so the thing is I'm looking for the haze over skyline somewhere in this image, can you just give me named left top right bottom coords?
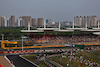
left=0, top=0, right=100, bottom=22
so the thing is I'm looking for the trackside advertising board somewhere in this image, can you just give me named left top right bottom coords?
left=64, top=44, right=76, bottom=47
left=64, top=44, right=70, bottom=46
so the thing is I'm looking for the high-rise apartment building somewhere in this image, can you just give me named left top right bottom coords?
left=32, top=18, right=37, bottom=26
left=0, top=17, right=11, bottom=27
left=0, top=16, right=15, bottom=27
left=17, top=18, right=24, bottom=27
left=9, top=18, right=12, bottom=27
left=90, top=15, right=97, bottom=27
left=20, top=16, right=32, bottom=27
left=74, top=16, right=82, bottom=26
left=87, top=16, right=91, bottom=27
left=4, top=19, right=7, bottom=27
left=11, top=16, right=15, bottom=27
left=37, top=18, right=44, bottom=27
left=46, top=19, right=52, bottom=25
left=75, top=15, right=97, bottom=27
left=0, top=16, right=7, bottom=27
left=1, top=17, right=4, bottom=27
left=7, top=18, right=10, bottom=27
left=82, top=16, right=87, bottom=27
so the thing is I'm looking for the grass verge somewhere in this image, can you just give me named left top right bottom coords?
left=23, top=54, right=48, bottom=67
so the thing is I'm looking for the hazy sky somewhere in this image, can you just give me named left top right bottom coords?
left=0, top=0, right=100, bottom=22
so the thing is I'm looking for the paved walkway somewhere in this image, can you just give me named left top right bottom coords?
left=42, top=54, right=63, bottom=67
left=0, top=56, right=12, bottom=67
left=45, top=57, right=63, bottom=67
left=46, top=54, right=60, bottom=58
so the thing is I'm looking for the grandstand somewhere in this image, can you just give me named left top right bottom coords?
left=19, top=22, right=100, bottom=48
left=1, top=21, right=100, bottom=49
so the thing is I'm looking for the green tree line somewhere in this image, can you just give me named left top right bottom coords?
left=0, top=27, right=27, bottom=40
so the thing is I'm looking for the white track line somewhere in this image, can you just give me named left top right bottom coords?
left=4, top=56, right=15, bottom=67
left=19, top=55, right=39, bottom=67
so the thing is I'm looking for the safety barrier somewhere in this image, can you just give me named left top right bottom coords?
left=0, top=48, right=78, bottom=54
left=3, top=45, right=65, bottom=49
left=0, top=51, right=3, bottom=54
left=3, top=50, right=34, bottom=54
left=84, top=43, right=100, bottom=46
left=1, top=41, right=17, bottom=49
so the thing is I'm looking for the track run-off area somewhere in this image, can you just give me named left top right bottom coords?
left=6, top=55, right=38, bottom=67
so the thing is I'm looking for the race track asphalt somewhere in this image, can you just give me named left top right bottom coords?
left=6, top=55, right=37, bottom=67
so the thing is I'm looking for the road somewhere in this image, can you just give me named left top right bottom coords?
left=6, top=55, right=37, bottom=67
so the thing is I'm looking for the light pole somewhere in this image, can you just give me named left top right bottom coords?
left=21, top=36, right=27, bottom=51
left=1, top=34, right=4, bottom=41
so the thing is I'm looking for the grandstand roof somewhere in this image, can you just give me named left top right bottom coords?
left=20, top=21, right=100, bottom=33
left=21, top=30, right=44, bottom=33
left=93, top=32, right=100, bottom=35
left=21, top=28, right=74, bottom=33
left=81, top=29, right=100, bottom=32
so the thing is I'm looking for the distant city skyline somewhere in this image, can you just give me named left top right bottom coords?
left=74, top=15, right=98, bottom=27
left=0, top=0, right=100, bottom=22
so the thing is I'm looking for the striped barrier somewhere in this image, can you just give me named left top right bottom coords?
left=23, top=51, right=26, bottom=53
left=42, top=59, right=54, bottom=67
left=3, top=50, right=35, bottom=54
left=4, top=51, right=9, bottom=54
left=9, top=51, right=14, bottom=53
left=0, top=51, right=3, bottom=54
left=1, top=49, right=74, bottom=54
